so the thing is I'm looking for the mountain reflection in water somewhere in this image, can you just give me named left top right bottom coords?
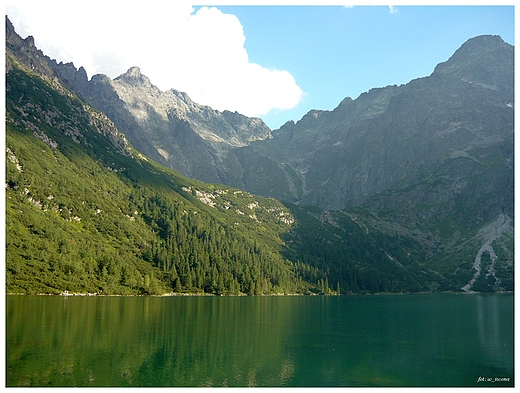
left=6, top=294, right=513, bottom=387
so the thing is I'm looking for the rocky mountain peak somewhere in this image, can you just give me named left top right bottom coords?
left=432, top=35, right=513, bottom=96
left=5, top=16, right=55, bottom=80
left=115, top=66, right=153, bottom=88
left=170, top=89, right=196, bottom=106
left=445, top=35, right=508, bottom=60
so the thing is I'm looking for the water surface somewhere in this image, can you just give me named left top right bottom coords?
left=6, top=293, right=513, bottom=386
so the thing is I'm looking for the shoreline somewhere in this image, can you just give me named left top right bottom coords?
left=5, top=290, right=513, bottom=297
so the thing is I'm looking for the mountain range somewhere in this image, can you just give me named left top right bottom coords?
left=5, top=16, right=514, bottom=294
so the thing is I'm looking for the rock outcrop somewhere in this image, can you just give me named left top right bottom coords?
left=245, top=35, right=513, bottom=212
left=57, top=65, right=273, bottom=185
left=5, top=16, right=133, bottom=158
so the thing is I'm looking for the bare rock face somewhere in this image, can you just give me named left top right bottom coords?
left=5, top=16, right=54, bottom=79
left=247, top=35, right=513, bottom=212
left=110, top=66, right=270, bottom=148
left=59, top=64, right=272, bottom=184
left=433, top=35, right=514, bottom=98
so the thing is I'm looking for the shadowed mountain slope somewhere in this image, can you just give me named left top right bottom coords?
left=6, top=17, right=513, bottom=293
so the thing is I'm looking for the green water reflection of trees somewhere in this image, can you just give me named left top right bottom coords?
left=7, top=296, right=296, bottom=387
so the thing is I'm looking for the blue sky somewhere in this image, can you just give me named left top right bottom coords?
left=6, top=3, right=515, bottom=130
left=216, top=5, right=515, bottom=129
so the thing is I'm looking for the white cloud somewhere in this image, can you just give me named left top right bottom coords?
left=5, top=1, right=304, bottom=118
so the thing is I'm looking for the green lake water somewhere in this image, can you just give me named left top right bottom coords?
left=6, top=293, right=513, bottom=387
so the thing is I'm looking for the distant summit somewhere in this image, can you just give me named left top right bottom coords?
left=433, top=35, right=513, bottom=98
left=57, top=63, right=273, bottom=186
left=115, top=66, right=153, bottom=88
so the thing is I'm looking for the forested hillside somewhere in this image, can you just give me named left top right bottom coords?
left=5, top=40, right=459, bottom=296
left=6, top=60, right=314, bottom=295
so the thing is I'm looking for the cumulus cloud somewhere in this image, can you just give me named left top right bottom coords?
left=5, top=1, right=304, bottom=117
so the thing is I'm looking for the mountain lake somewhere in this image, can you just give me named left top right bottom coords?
left=6, top=293, right=513, bottom=387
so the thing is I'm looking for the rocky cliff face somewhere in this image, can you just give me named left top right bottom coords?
left=247, top=35, right=513, bottom=212
left=56, top=66, right=272, bottom=185
left=5, top=17, right=133, bottom=158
